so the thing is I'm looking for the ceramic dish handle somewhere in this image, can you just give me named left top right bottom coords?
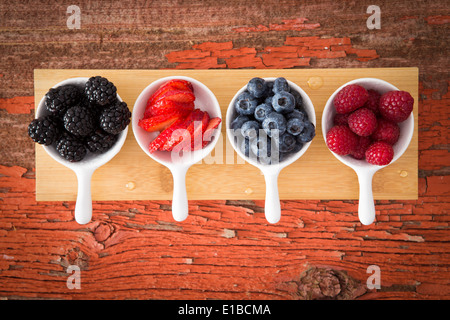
left=171, top=166, right=189, bottom=222
left=357, top=170, right=376, bottom=225
left=263, top=169, right=281, bottom=224
left=74, top=168, right=94, bottom=225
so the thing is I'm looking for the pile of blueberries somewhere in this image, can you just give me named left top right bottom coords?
left=230, top=77, right=315, bottom=164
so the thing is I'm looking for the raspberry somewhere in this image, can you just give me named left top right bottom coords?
left=333, top=113, right=349, bottom=126
left=371, top=118, right=400, bottom=145
left=365, top=141, right=394, bottom=166
left=379, top=90, right=414, bottom=122
left=364, top=89, right=381, bottom=115
left=334, top=84, right=369, bottom=114
left=348, top=107, right=377, bottom=137
left=326, top=125, right=358, bottom=155
left=350, top=136, right=372, bottom=160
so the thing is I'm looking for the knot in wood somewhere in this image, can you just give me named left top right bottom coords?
left=297, top=267, right=366, bottom=300
left=94, top=222, right=114, bottom=243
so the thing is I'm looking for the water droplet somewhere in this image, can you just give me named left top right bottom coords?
left=307, top=76, right=324, bottom=89
left=400, top=170, right=408, bottom=178
left=126, top=181, right=136, bottom=190
left=245, top=188, right=253, bottom=194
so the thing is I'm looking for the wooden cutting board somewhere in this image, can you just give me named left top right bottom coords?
left=34, top=68, right=418, bottom=201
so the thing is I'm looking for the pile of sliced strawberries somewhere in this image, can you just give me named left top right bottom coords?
left=138, top=79, right=221, bottom=153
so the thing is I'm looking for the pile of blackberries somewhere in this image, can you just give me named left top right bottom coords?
left=28, top=76, right=130, bottom=162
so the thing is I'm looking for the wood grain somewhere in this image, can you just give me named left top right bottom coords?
left=0, top=0, right=448, bottom=301
left=34, top=68, right=418, bottom=201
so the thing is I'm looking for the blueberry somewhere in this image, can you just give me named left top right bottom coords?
left=286, top=117, right=305, bottom=136
left=298, top=121, right=315, bottom=143
left=286, top=109, right=306, bottom=121
left=296, top=134, right=306, bottom=146
left=276, top=132, right=297, bottom=153
left=253, top=135, right=282, bottom=165
left=247, top=77, right=267, bottom=99
left=266, top=81, right=274, bottom=93
left=241, top=120, right=260, bottom=139
left=291, top=141, right=304, bottom=153
left=273, top=77, right=290, bottom=93
left=234, top=91, right=258, bottom=115
left=254, top=103, right=274, bottom=122
left=250, top=135, right=271, bottom=157
left=262, top=112, right=287, bottom=137
left=231, top=115, right=250, bottom=130
left=272, top=92, right=295, bottom=114
left=240, top=137, right=251, bottom=157
left=291, top=89, right=303, bottom=109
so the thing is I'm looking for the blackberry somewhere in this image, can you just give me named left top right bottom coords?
left=56, top=133, right=87, bottom=162
left=99, top=101, right=131, bottom=135
left=85, top=129, right=118, bottom=154
left=45, top=85, right=81, bottom=116
left=27, top=115, right=61, bottom=146
left=85, top=76, right=117, bottom=106
left=63, top=105, right=96, bottom=137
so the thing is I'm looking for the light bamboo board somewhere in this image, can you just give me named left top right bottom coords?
left=34, top=68, right=418, bottom=201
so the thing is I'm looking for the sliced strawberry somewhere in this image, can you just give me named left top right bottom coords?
left=155, top=89, right=196, bottom=104
left=147, top=80, right=193, bottom=107
left=147, top=86, right=173, bottom=108
left=201, top=117, right=222, bottom=148
left=165, top=110, right=207, bottom=152
left=190, top=112, right=210, bottom=151
left=161, top=109, right=205, bottom=152
left=138, top=111, right=184, bottom=132
left=144, top=100, right=194, bottom=118
left=148, top=118, right=185, bottom=153
left=162, top=79, right=193, bottom=92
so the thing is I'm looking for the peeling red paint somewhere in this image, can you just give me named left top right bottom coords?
left=0, top=96, right=34, bottom=114
left=165, top=36, right=379, bottom=69
left=425, top=15, right=450, bottom=25
left=233, top=18, right=320, bottom=32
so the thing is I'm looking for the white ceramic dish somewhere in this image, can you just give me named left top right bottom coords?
left=322, top=78, right=414, bottom=225
left=132, top=76, right=222, bottom=222
left=226, top=77, right=316, bottom=224
left=36, top=77, right=129, bottom=224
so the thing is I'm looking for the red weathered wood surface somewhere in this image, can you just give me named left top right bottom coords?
left=0, top=0, right=449, bottom=300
